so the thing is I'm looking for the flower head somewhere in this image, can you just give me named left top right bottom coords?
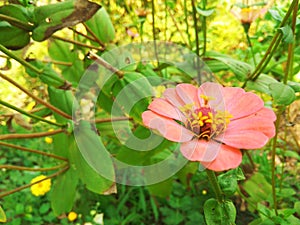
left=68, top=211, right=78, bottom=222
left=30, top=175, right=51, bottom=196
left=142, top=82, right=276, bottom=171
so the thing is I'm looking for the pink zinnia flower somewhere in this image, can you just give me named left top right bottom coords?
left=142, top=82, right=276, bottom=171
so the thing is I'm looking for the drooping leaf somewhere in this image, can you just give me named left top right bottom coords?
left=269, top=83, right=296, bottom=105
left=69, top=137, right=115, bottom=194
left=288, top=81, right=300, bottom=92
left=50, top=168, right=79, bottom=216
left=268, top=9, right=283, bottom=22
left=73, top=120, right=115, bottom=182
left=85, top=7, right=115, bottom=43
left=32, top=0, right=101, bottom=41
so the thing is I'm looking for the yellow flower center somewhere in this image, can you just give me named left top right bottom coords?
left=180, top=95, right=232, bottom=140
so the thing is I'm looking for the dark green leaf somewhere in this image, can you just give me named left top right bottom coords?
left=147, top=178, right=173, bottom=198
left=269, top=83, right=296, bottom=105
left=32, top=0, right=101, bottom=41
left=0, top=21, right=30, bottom=49
left=50, top=168, right=79, bottom=216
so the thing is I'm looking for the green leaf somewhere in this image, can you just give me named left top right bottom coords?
left=294, top=202, right=300, bottom=215
left=0, top=4, right=32, bottom=23
left=0, top=205, right=6, bottom=223
left=0, top=21, right=30, bottom=50
left=196, top=7, right=215, bottom=17
left=147, top=178, right=173, bottom=198
left=74, top=120, right=115, bottom=182
left=85, top=7, right=115, bottom=43
left=32, top=0, right=101, bottom=41
left=69, top=137, right=115, bottom=194
left=287, top=81, right=300, bottom=93
left=269, top=83, right=296, bottom=105
left=48, top=40, right=84, bottom=85
left=246, top=74, right=279, bottom=94
left=268, top=9, right=282, bottom=22
left=207, top=52, right=253, bottom=81
left=204, top=198, right=236, bottom=225
left=50, top=168, right=79, bottom=216
left=279, top=25, right=294, bottom=43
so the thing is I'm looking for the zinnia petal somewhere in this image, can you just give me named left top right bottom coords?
left=148, top=98, right=185, bottom=122
left=223, top=87, right=264, bottom=120
left=180, top=139, right=221, bottom=162
left=163, top=88, right=185, bottom=108
left=201, top=145, right=242, bottom=171
left=142, top=111, right=194, bottom=142
left=215, top=130, right=270, bottom=149
left=225, top=107, right=276, bottom=139
left=198, top=82, right=225, bottom=109
left=176, top=83, right=200, bottom=107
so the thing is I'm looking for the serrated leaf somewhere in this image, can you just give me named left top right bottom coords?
left=269, top=83, right=296, bottom=105
left=279, top=25, right=294, bottom=43
left=196, top=7, right=215, bottom=17
left=50, top=168, right=79, bottom=216
left=0, top=205, right=6, bottom=223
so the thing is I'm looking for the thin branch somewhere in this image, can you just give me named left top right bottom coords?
left=94, top=116, right=132, bottom=123
left=88, top=51, right=124, bottom=78
left=51, top=35, right=104, bottom=51
left=0, top=141, right=68, bottom=161
left=0, top=165, right=69, bottom=199
left=0, top=72, right=72, bottom=120
left=0, top=129, right=65, bottom=140
left=0, top=163, right=67, bottom=172
left=82, top=23, right=106, bottom=48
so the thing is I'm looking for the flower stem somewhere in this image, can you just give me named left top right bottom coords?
left=245, top=32, right=257, bottom=66
left=206, top=169, right=223, bottom=203
left=0, top=99, right=65, bottom=127
left=191, top=0, right=201, bottom=84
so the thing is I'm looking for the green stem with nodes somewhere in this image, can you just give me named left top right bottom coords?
left=0, top=44, right=42, bottom=74
left=206, top=169, right=223, bottom=203
left=242, top=0, right=298, bottom=87
left=0, top=141, right=68, bottom=161
left=0, top=129, right=65, bottom=140
left=191, top=0, right=201, bottom=84
left=0, top=72, right=72, bottom=120
left=0, top=165, right=69, bottom=199
left=0, top=163, right=67, bottom=172
left=0, top=99, right=65, bottom=127
left=0, top=14, right=34, bottom=31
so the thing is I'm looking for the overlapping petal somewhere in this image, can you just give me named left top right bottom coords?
left=163, top=88, right=185, bottom=108
left=148, top=98, right=185, bottom=122
left=142, top=111, right=194, bottom=142
left=201, top=145, right=242, bottom=171
left=180, top=139, right=221, bottom=162
left=198, top=82, right=225, bottom=109
left=175, top=83, right=200, bottom=107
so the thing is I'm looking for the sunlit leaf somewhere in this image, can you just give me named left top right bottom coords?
left=269, top=83, right=296, bottom=105
left=0, top=206, right=6, bottom=223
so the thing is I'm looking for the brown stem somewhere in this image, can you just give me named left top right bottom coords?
left=0, top=72, right=72, bottom=120
left=0, top=129, right=65, bottom=140
left=51, top=35, right=104, bottom=51
left=0, top=141, right=68, bottom=161
left=0, top=163, right=67, bottom=172
left=0, top=165, right=69, bottom=199
left=82, top=23, right=106, bottom=48
left=88, top=51, right=124, bottom=78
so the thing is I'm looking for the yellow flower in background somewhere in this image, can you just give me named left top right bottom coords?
left=68, top=211, right=78, bottom=222
left=44, top=137, right=53, bottom=144
left=30, top=175, right=51, bottom=197
left=154, top=85, right=166, bottom=98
